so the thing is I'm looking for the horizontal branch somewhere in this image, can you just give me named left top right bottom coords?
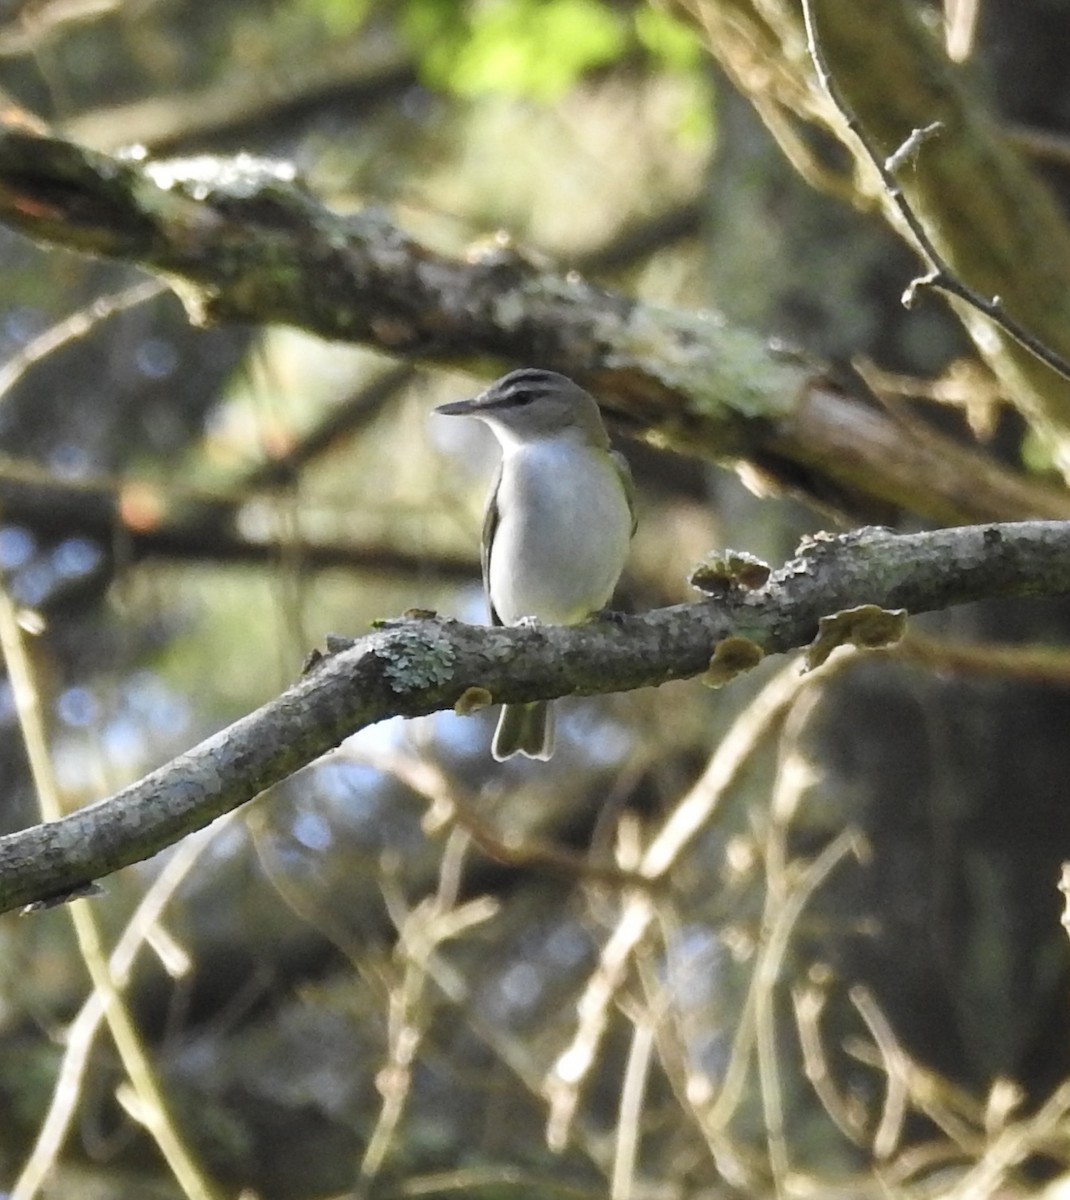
left=0, top=127, right=1065, bottom=524
left=0, top=459, right=475, bottom=580
left=2, top=520, right=1069, bottom=916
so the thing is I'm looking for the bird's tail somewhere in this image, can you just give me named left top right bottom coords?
left=492, top=701, right=555, bottom=761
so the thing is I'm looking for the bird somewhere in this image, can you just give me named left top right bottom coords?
left=435, top=368, right=636, bottom=761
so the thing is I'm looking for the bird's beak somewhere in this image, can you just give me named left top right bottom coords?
left=435, top=386, right=505, bottom=416
left=433, top=396, right=481, bottom=416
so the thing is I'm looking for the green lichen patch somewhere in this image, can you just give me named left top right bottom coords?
left=605, top=307, right=810, bottom=424
left=381, top=631, right=457, bottom=693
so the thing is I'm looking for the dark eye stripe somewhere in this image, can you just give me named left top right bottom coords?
left=494, top=368, right=566, bottom=406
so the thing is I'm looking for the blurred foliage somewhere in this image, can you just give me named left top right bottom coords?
left=400, top=0, right=702, bottom=102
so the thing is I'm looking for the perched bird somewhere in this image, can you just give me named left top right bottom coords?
left=435, top=368, right=635, bottom=761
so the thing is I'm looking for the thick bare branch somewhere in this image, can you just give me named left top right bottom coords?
left=0, top=127, right=1065, bottom=524
left=2, top=520, right=1070, bottom=916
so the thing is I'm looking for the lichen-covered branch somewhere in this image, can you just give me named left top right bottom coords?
left=2, top=520, right=1070, bottom=916
left=0, top=127, right=1065, bottom=524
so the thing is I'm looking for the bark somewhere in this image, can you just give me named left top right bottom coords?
left=2, top=519, right=1070, bottom=916
left=0, top=127, right=1064, bottom=523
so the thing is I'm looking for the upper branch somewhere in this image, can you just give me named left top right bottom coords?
left=800, top=0, right=1070, bottom=384
left=2, top=520, right=1069, bottom=916
left=0, top=127, right=1065, bottom=525
left=689, top=0, right=1070, bottom=440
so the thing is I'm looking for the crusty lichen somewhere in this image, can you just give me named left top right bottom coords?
left=381, top=631, right=457, bottom=693
left=604, top=306, right=810, bottom=424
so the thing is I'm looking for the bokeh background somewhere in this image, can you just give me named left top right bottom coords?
left=2, top=2, right=1070, bottom=1197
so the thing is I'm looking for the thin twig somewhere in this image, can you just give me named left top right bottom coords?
left=791, top=982, right=869, bottom=1147
left=611, top=1017, right=655, bottom=1200
left=800, top=0, right=1070, bottom=383
left=898, top=630, right=1070, bottom=686
left=842, top=1039, right=982, bottom=1153
left=943, top=1079, right=1070, bottom=1199
left=11, top=818, right=231, bottom=1200
left=0, top=451, right=476, bottom=579
left=237, top=362, right=417, bottom=492
left=849, top=984, right=910, bottom=1160
left=0, top=277, right=166, bottom=403
left=360, top=833, right=498, bottom=1188
left=355, top=749, right=654, bottom=890
left=0, top=586, right=221, bottom=1200
left=545, top=655, right=835, bottom=1153
left=752, top=828, right=866, bottom=1196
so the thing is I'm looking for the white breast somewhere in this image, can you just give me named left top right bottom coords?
left=489, top=438, right=632, bottom=626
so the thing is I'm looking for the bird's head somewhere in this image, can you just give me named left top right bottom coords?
left=435, top=368, right=609, bottom=448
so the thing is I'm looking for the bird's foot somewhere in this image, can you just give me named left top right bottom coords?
left=589, top=607, right=627, bottom=625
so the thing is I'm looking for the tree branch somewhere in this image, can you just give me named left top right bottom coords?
left=800, top=0, right=1070, bottom=382
left=686, top=0, right=1070, bottom=441
left=0, top=126, right=1065, bottom=524
left=0, top=459, right=476, bottom=580
left=3, top=520, right=1070, bottom=916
